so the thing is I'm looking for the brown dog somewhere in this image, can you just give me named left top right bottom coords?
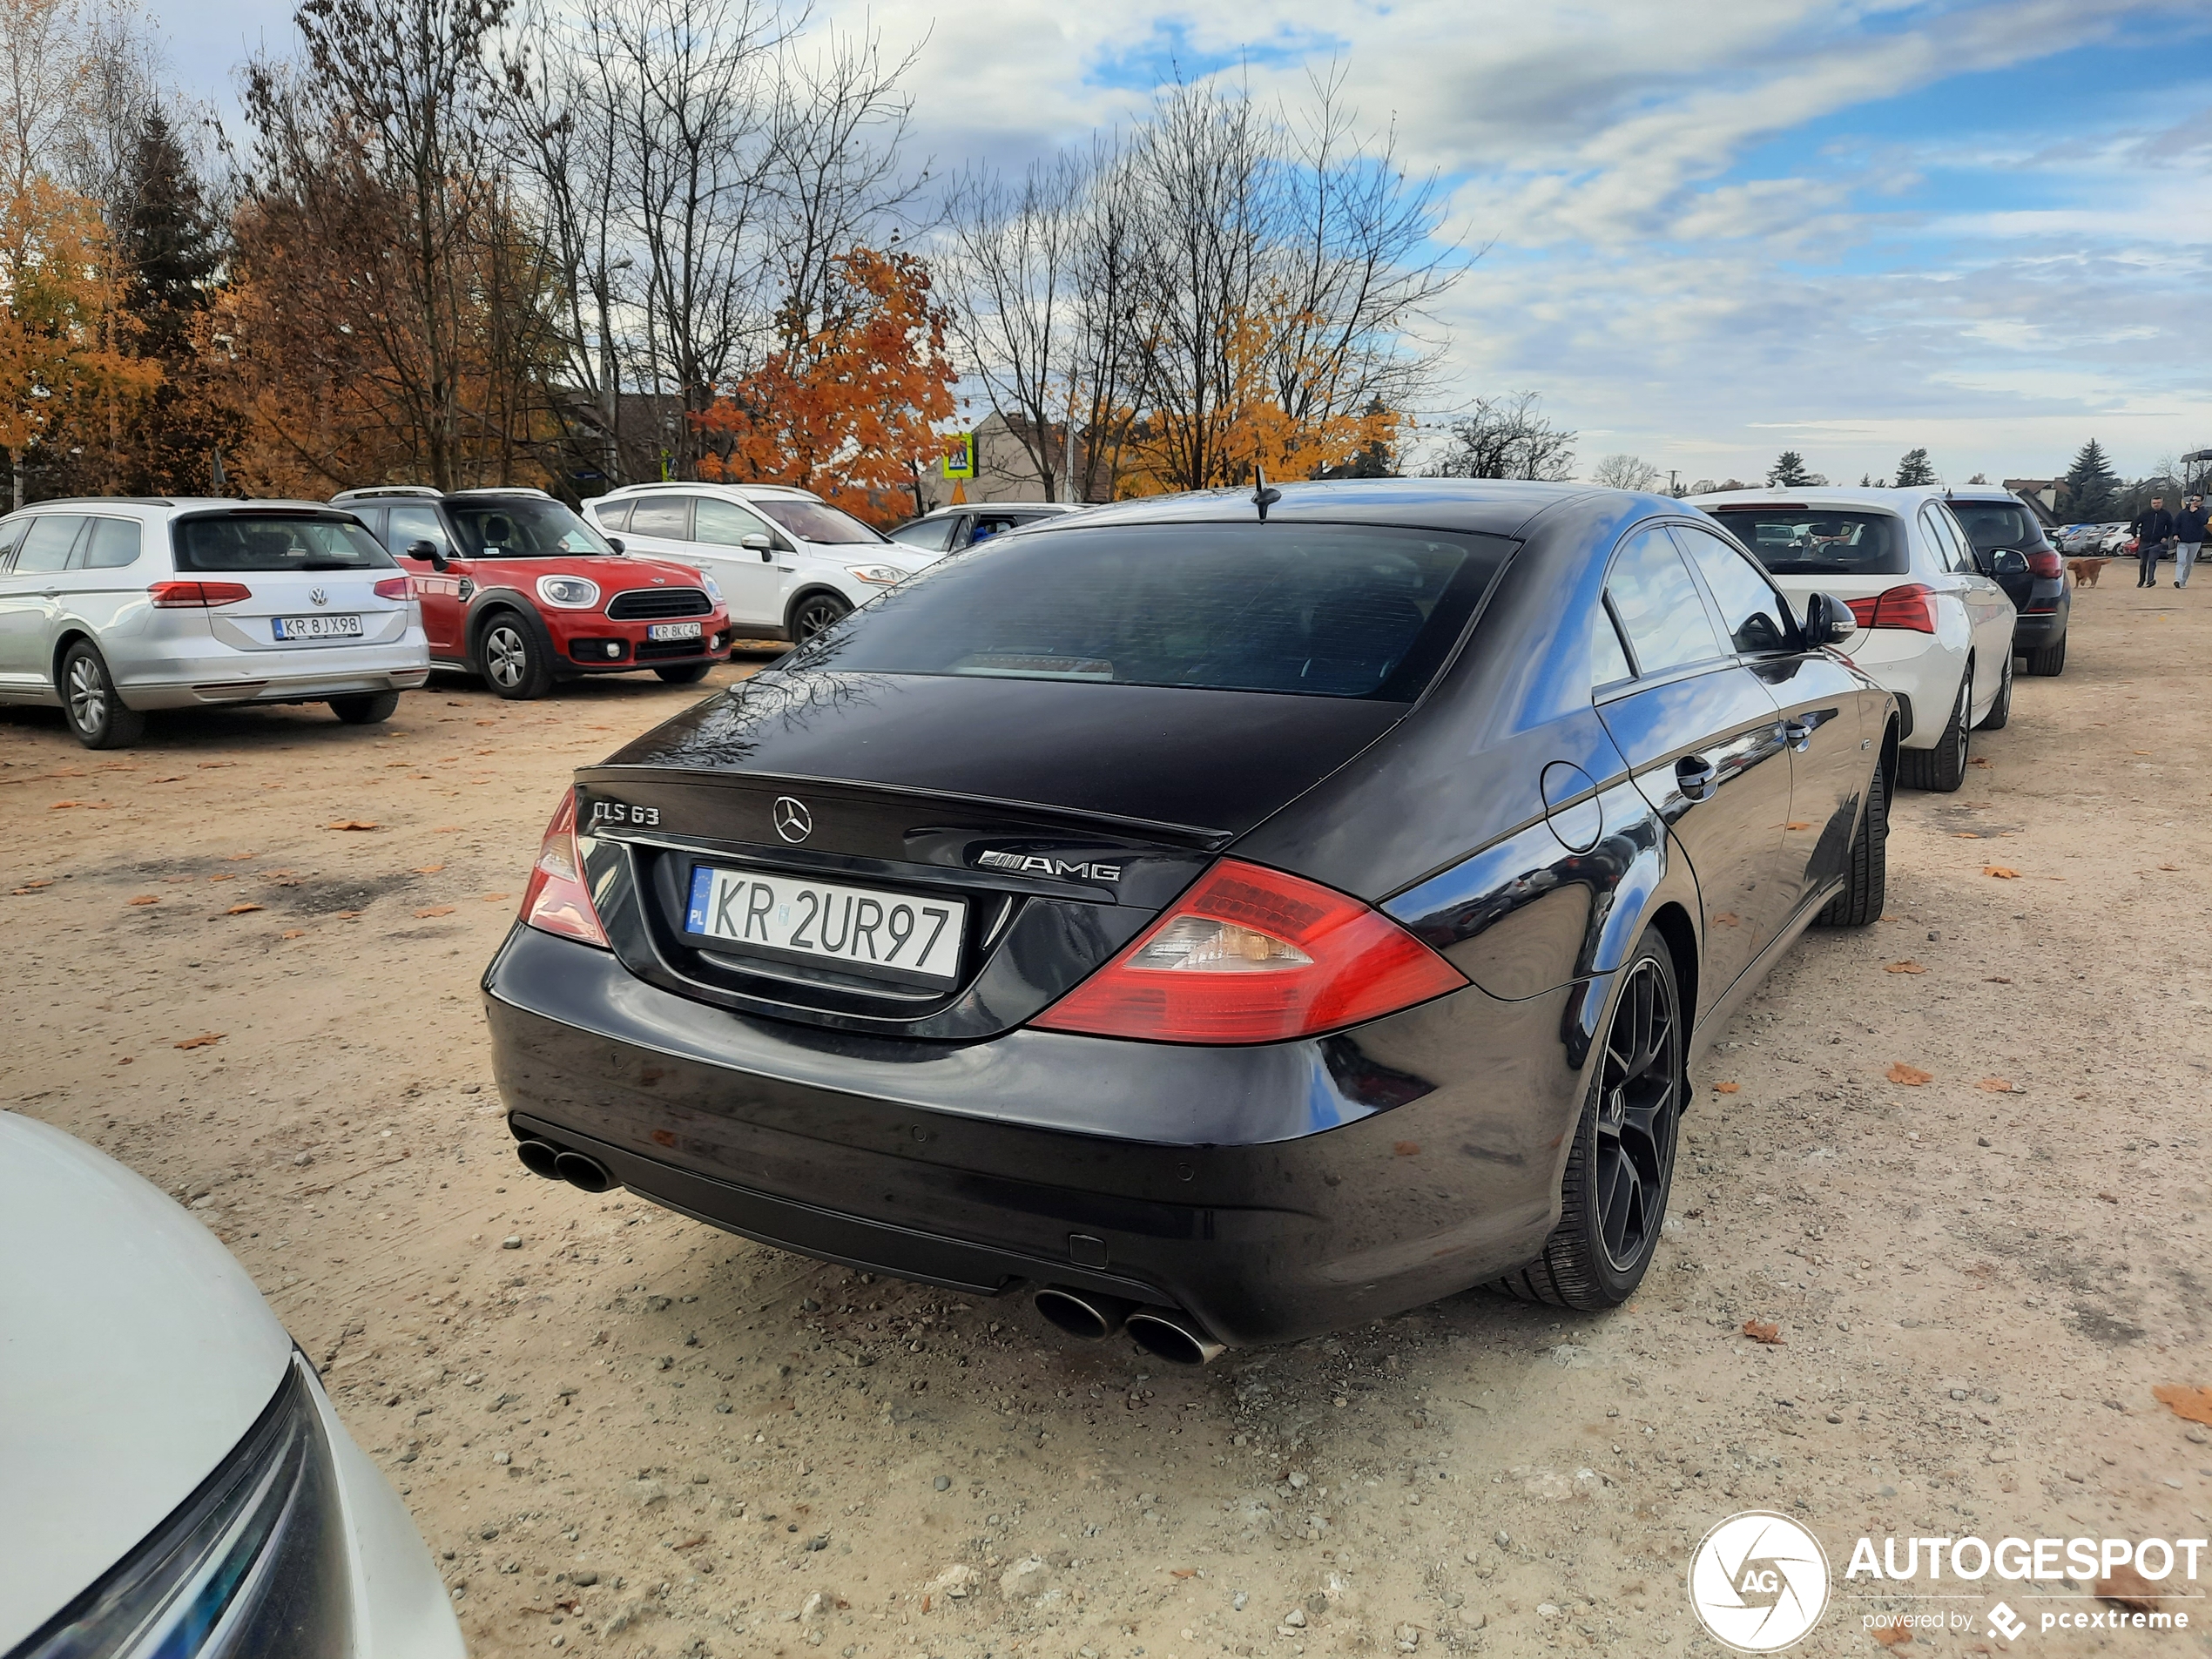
left=2068, top=556, right=2109, bottom=588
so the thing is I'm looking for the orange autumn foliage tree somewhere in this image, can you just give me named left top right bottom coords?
left=695, top=247, right=954, bottom=523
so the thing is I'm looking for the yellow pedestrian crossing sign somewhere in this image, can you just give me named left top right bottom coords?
left=942, top=433, right=974, bottom=479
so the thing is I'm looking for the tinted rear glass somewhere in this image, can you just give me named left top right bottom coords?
left=174, top=516, right=395, bottom=572
left=1704, top=509, right=1908, bottom=577
left=1949, top=501, right=2047, bottom=554
left=794, top=523, right=1513, bottom=700
left=448, top=499, right=613, bottom=557
left=752, top=497, right=884, bottom=546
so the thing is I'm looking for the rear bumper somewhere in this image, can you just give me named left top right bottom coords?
left=481, top=923, right=1588, bottom=1348
left=123, top=637, right=432, bottom=710
left=2009, top=600, right=2067, bottom=650
left=1841, top=631, right=1965, bottom=751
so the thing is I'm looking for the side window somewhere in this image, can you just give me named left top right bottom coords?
left=897, top=516, right=959, bottom=552
left=1921, top=508, right=1969, bottom=574
left=626, top=496, right=692, bottom=539
left=1671, top=524, right=1791, bottom=655
left=1937, top=507, right=1979, bottom=573
left=969, top=513, right=1022, bottom=544
left=691, top=496, right=773, bottom=547
left=1592, top=599, right=1634, bottom=688
left=16, top=516, right=86, bottom=573
left=0, top=516, right=27, bottom=570
left=594, top=499, right=632, bottom=534
left=1605, top=526, right=1724, bottom=674
left=385, top=505, right=450, bottom=556
left=77, top=517, right=144, bottom=570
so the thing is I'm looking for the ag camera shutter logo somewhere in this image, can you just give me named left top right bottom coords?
left=1688, top=1511, right=1831, bottom=1651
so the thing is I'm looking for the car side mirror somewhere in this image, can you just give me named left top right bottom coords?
left=1989, top=548, right=2028, bottom=575
left=1802, top=590, right=1855, bottom=646
left=408, top=539, right=448, bottom=573
left=741, top=532, right=773, bottom=560
left=606, top=536, right=625, bottom=555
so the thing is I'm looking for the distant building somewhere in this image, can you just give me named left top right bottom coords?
left=2004, top=478, right=2060, bottom=523
left=916, top=412, right=1102, bottom=510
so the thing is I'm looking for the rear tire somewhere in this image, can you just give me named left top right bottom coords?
left=60, top=641, right=146, bottom=750
left=2024, top=633, right=2067, bottom=677
left=328, top=690, right=400, bottom=725
left=1815, top=759, right=1886, bottom=927
left=1496, top=930, right=1682, bottom=1310
left=654, top=663, right=712, bottom=685
left=1896, top=668, right=1969, bottom=792
left=1975, top=651, right=2012, bottom=731
left=475, top=610, right=556, bottom=700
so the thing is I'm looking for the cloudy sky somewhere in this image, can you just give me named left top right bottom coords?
left=167, top=0, right=2212, bottom=489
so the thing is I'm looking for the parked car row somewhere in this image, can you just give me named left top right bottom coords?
left=1689, top=484, right=2068, bottom=790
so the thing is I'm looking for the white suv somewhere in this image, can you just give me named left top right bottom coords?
left=1692, top=486, right=2018, bottom=791
left=584, top=482, right=941, bottom=644
left=0, top=497, right=429, bottom=748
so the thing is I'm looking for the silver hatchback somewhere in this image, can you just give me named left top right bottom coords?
left=0, top=498, right=430, bottom=748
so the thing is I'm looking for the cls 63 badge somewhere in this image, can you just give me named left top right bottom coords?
left=589, top=800, right=660, bottom=827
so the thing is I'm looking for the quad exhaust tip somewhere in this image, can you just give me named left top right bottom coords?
left=1123, top=1306, right=1225, bottom=1367
left=515, top=1139, right=616, bottom=1194
left=1034, top=1287, right=1137, bottom=1341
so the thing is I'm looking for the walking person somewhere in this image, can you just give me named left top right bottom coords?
left=2134, top=495, right=2175, bottom=586
left=2174, top=494, right=2208, bottom=588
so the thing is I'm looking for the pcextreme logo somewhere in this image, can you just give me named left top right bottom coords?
left=1688, top=1511, right=1831, bottom=1652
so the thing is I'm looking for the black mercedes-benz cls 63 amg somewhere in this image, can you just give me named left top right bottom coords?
left=484, top=479, right=1895, bottom=1363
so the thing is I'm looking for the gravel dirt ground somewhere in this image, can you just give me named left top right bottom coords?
left=6, top=587, right=2211, bottom=1659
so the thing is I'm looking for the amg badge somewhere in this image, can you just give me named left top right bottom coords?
left=976, top=850, right=1122, bottom=883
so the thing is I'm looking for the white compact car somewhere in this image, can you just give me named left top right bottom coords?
left=0, top=1112, right=464, bottom=1659
left=0, top=499, right=431, bottom=748
left=585, top=482, right=940, bottom=645
left=1693, top=488, right=2017, bottom=791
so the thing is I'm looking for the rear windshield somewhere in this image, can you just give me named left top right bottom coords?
left=448, top=499, right=613, bottom=558
left=173, top=516, right=395, bottom=572
left=1949, top=501, right=2047, bottom=554
left=752, top=497, right=884, bottom=546
left=1703, top=509, right=1908, bottom=577
left=792, top=523, right=1513, bottom=700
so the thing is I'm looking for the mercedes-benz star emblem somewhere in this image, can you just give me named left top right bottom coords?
left=309, top=588, right=329, bottom=607
left=772, top=797, right=813, bottom=843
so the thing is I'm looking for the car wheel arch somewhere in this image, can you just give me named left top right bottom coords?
left=785, top=584, right=850, bottom=632
left=50, top=626, right=97, bottom=690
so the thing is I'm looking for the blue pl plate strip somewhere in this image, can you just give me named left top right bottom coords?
left=686, top=867, right=714, bottom=933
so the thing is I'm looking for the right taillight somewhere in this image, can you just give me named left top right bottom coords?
left=518, top=788, right=608, bottom=948
left=150, top=580, right=253, bottom=607
left=1844, top=583, right=1938, bottom=634
left=1030, top=860, right=1467, bottom=1044
left=2027, top=550, right=2063, bottom=580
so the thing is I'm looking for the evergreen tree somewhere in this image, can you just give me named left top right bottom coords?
left=1768, top=449, right=1814, bottom=487
left=2062, top=438, right=2118, bottom=521
left=1893, top=447, right=1936, bottom=487
left=113, top=111, right=240, bottom=495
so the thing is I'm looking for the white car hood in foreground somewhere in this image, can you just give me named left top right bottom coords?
left=0, top=1112, right=291, bottom=1652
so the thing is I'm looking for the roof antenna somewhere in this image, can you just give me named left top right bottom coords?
left=1252, top=464, right=1281, bottom=523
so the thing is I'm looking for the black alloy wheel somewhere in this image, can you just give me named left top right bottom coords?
left=61, top=640, right=147, bottom=750
left=1501, top=931, right=1683, bottom=1309
left=1896, top=667, right=1970, bottom=792
left=789, top=591, right=851, bottom=644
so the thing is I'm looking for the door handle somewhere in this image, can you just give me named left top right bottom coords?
left=1676, top=756, right=1717, bottom=801
left=1783, top=719, right=1815, bottom=750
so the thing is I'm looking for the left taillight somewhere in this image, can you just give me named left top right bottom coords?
left=150, top=580, right=252, bottom=607
left=1030, top=859, right=1467, bottom=1044
left=374, top=576, right=412, bottom=601
left=518, top=788, right=608, bottom=948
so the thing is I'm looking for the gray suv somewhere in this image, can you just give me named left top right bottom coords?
left=0, top=497, right=430, bottom=748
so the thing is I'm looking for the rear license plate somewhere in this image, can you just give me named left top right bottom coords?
left=685, top=866, right=966, bottom=984
left=648, top=620, right=704, bottom=642
left=273, top=614, right=364, bottom=640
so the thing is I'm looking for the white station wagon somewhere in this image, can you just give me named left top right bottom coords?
left=0, top=497, right=430, bottom=748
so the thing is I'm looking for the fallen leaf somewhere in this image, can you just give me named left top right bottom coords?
left=16, top=879, right=51, bottom=890
left=2154, top=1385, right=2212, bottom=1427
left=414, top=864, right=446, bottom=874
left=482, top=892, right=510, bottom=902
left=433, top=825, right=461, bottom=833
left=197, top=760, right=235, bottom=769
left=1887, top=1062, right=1932, bottom=1086
left=280, top=929, right=306, bottom=939
left=2097, top=1562, right=2171, bottom=1610
left=152, top=774, right=184, bottom=782
left=2159, top=863, right=2178, bottom=872
left=1392, top=1141, right=1421, bottom=1157
left=173, top=1033, right=225, bottom=1049
left=1885, top=961, right=1927, bottom=974
left=127, top=895, right=159, bottom=906
left=415, top=906, right=456, bottom=918
left=334, top=909, right=362, bottom=920
left=1784, top=820, right=1811, bottom=831
left=1952, top=831, right=1980, bottom=839
left=1968, top=756, right=1993, bottom=768
left=1713, top=1082, right=1740, bottom=1095
left=1169, top=1568, right=1197, bottom=1580
left=1982, top=866, right=2020, bottom=879
left=50, top=799, right=83, bottom=808
left=226, top=852, right=257, bottom=860
left=1974, top=1077, right=2018, bottom=1093
left=1742, top=1320, right=1784, bottom=1345
left=326, top=819, right=380, bottom=831
left=2131, top=750, right=2153, bottom=757
left=226, top=903, right=266, bottom=916
left=1871, top=1629, right=1912, bottom=1649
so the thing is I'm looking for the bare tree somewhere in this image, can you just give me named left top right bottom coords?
left=1428, top=391, right=1576, bottom=482
left=1591, top=452, right=1661, bottom=491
